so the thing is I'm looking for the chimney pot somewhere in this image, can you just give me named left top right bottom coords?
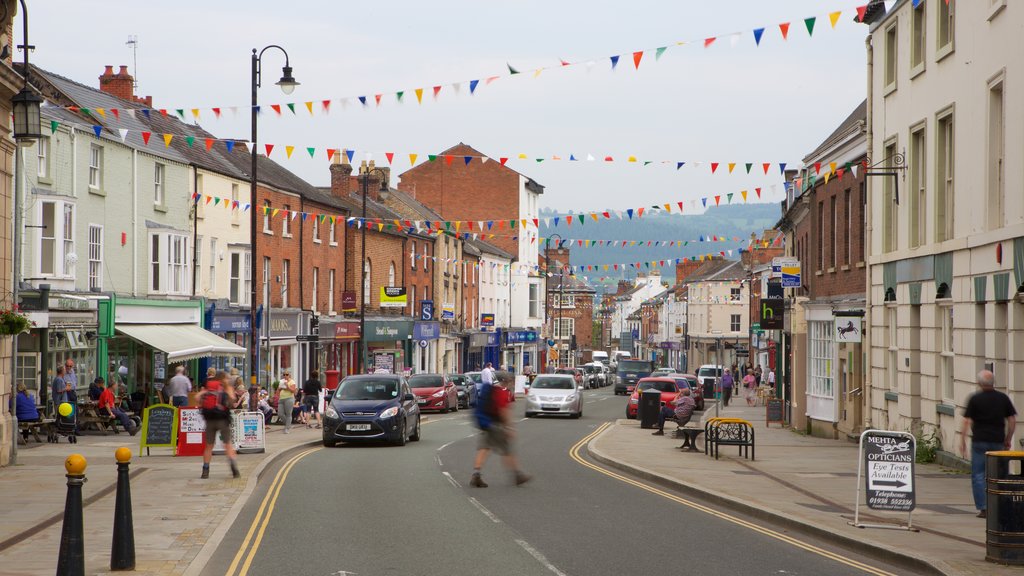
left=118, top=65, right=129, bottom=76
left=103, top=65, right=114, bottom=76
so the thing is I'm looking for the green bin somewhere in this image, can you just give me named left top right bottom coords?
left=986, top=451, right=1024, bottom=565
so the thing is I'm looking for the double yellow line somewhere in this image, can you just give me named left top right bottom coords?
left=570, top=423, right=897, bottom=576
left=224, top=447, right=321, bottom=576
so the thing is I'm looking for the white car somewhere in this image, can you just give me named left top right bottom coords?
left=696, top=365, right=724, bottom=400
left=524, top=375, right=583, bottom=418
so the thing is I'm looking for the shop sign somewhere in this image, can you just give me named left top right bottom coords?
left=269, top=313, right=302, bottom=338
left=760, top=299, right=784, bottom=330
left=365, top=320, right=413, bottom=342
left=334, top=321, right=360, bottom=340
left=441, top=303, right=455, bottom=321
left=659, top=341, right=680, bottom=350
left=342, top=291, right=357, bottom=313
left=506, top=330, right=538, bottom=344
left=480, top=313, right=495, bottom=327
left=414, top=321, right=440, bottom=341
left=835, top=317, right=863, bottom=343
left=210, top=313, right=251, bottom=333
left=421, top=300, right=434, bottom=321
left=470, top=332, right=500, bottom=348
left=380, top=287, right=408, bottom=308
left=772, top=257, right=801, bottom=288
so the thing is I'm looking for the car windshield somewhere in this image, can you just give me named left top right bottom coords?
left=531, top=377, right=574, bottom=390
left=335, top=379, right=399, bottom=400
left=581, top=365, right=596, bottom=374
left=619, top=360, right=653, bottom=372
left=671, top=379, right=691, bottom=390
left=449, top=376, right=468, bottom=385
left=698, top=367, right=722, bottom=378
left=465, top=373, right=482, bottom=383
left=409, top=375, right=443, bottom=388
left=638, top=380, right=677, bottom=393
left=685, top=378, right=699, bottom=389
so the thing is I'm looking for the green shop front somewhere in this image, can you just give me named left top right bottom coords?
left=98, top=297, right=246, bottom=402
left=363, top=317, right=414, bottom=375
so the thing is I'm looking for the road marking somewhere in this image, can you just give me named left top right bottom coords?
left=437, top=439, right=459, bottom=452
left=516, top=539, right=570, bottom=576
left=569, top=424, right=898, bottom=576
left=225, top=447, right=321, bottom=576
left=516, top=417, right=528, bottom=422
left=435, top=454, right=443, bottom=467
left=467, top=496, right=501, bottom=523
left=442, top=471, right=462, bottom=488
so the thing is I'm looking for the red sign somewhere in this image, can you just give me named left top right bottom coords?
left=335, top=321, right=361, bottom=340
left=342, top=291, right=357, bottom=313
left=175, top=408, right=206, bottom=457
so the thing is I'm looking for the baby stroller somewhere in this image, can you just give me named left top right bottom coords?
left=50, top=390, right=78, bottom=444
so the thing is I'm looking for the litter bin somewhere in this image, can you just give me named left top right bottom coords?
left=986, top=451, right=1024, bottom=565
left=638, top=389, right=662, bottom=429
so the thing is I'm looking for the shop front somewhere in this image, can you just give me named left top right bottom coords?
left=320, top=319, right=360, bottom=380
left=465, top=330, right=500, bottom=372
left=204, top=305, right=251, bottom=377
left=261, top=310, right=309, bottom=386
left=659, top=341, right=682, bottom=372
left=504, top=330, right=539, bottom=375
left=364, top=317, right=413, bottom=374
left=412, top=321, right=439, bottom=374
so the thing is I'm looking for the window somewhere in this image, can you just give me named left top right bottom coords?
left=911, top=1, right=925, bottom=72
left=208, top=237, right=217, bottom=292
left=937, top=0, right=954, bottom=54
left=151, top=235, right=161, bottom=292
left=363, top=260, right=371, bottom=305
left=883, top=140, right=898, bottom=252
left=88, top=145, right=103, bottom=190
left=37, top=138, right=50, bottom=180
left=263, top=257, right=271, bottom=307
left=328, top=269, right=336, bottom=312
left=263, top=201, right=272, bottom=234
left=149, top=232, right=189, bottom=295
left=230, top=183, right=240, bottom=225
left=528, top=282, right=540, bottom=318
left=987, top=77, right=1004, bottom=230
left=884, top=23, right=898, bottom=92
left=936, top=110, right=954, bottom=242
left=154, top=163, right=165, bottom=206
left=809, top=320, right=834, bottom=402
left=62, top=204, right=74, bottom=276
left=830, top=196, right=837, bottom=268
left=939, top=303, right=954, bottom=400
left=730, top=288, right=741, bottom=301
left=230, top=252, right=243, bottom=304
left=444, top=236, right=450, bottom=275
left=844, top=189, right=852, bottom=265
left=463, top=263, right=467, bottom=286
left=312, top=267, right=319, bottom=312
left=388, top=262, right=396, bottom=287
left=170, top=235, right=187, bottom=294
left=554, top=318, right=574, bottom=340
left=887, top=307, right=898, bottom=391
left=243, top=252, right=252, bottom=305
left=282, top=205, right=291, bottom=237
left=312, top=217, right=320, bottom=243
left=730, top=314, right=741, bottom=332
left=423, top=245, right=429, bottom=272
left=557, top=294, right=575, bottom=308
left=817, top=201, right=825, bottom=270
left=909, top=126, right=927, bottom=249
left=39, top=201, right=76, bottom=277
left=88, top=225, right=102, bottom=291
left=282, top=259, right=290, bottom=307
left=329, top=219, right=337, bottom=245
left=410, top=285, right=416, bottom=315
left=411, top=241, right=417, bottom=270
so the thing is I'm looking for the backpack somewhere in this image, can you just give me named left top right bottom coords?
left=200, top=380, right=229, bottom=418
left=474, top=383, right=500, bottom=430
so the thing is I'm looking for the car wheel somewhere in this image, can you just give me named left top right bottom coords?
left=323, top=437, right=337, bottom=448
left=572, top=411, right=582, bottom=419
left=525, top=412, right=535, bottom=418
left=410, top=416, right=421, bottom=441
left=394, top=418, right=408, bottom=446
left=626, top=411, right=636, bottom=420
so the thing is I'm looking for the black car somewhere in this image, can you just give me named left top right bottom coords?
left=449, top=374, right=477, bottom=408
left=322, top=375, right=421, bottom=447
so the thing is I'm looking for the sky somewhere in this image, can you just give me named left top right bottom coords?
left=21, top=1, right=869, bottom=215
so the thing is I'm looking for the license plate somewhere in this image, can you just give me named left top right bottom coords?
left=417, top=399, right=426, bottom=404
left=542, top=404, right=559, bottom=410
left=346, top=423, right=371, bottom=431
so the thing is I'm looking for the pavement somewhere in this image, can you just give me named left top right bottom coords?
left=588, top=400, right=1022, bottom=576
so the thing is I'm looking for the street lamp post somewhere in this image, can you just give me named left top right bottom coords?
left=546, top=234, right=563, bottom=369
left=358, top=167, right=388, bottom=373
left=249, top=46, right=298, bottom=388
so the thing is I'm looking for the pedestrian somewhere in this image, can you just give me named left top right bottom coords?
left=88, top=377, right=104, bottom=402
left=51, top=365, right=70, bottom=416
left=231, top=378, right=249, bottom=410
left=720, top=369, right=734, bottom=407
left=15, top=383, right=40, bottom=442
left=166, top=366, right=192, bottom=407
left=198, top=370, right=240, bottom=479
left=743, top=369, right=757, bottom=406
left=470, top=371, right=531, bottom=488
left=99, top=380, right=137, bottom=435
left=480, top=362, right=495, bottom=394
left=652, top=388, right=695, bottom=436
left=754, top=364, right=763, bottom=387
left=303, top=370, right=323, bottom=429
left=64, top=358, right=78, bottom=395
left=277, top=370, right=298, bottom=434
left=767, top=367, right=776, bottom=391
left=960, top=370, right=1017, bottom=519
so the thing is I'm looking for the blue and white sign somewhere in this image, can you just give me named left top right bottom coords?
left=772, top=257, right=801, bottom=289
left=420, top=300, right=434, bottom=321
left=506, top=330, right=538, bottom=344
left=413, top=321, right=440, bottom=341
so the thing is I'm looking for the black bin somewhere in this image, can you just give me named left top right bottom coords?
left=986, top=451, right=1024, bottom=565
left=638, top=389, right=662, bottom=429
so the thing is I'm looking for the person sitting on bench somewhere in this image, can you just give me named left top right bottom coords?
left=99, top=380, right=137, bottom=436
left=15, top=383, right=40, bottom=441
left=653, top=388, right=695, bottom=436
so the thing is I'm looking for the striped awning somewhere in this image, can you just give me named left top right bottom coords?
left=116, top=324, right=245, bottom=362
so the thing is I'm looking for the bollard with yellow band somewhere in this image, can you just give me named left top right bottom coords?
left=111, top=447, right=136, bottom=571
left=57, top=454, right=87, bottom=576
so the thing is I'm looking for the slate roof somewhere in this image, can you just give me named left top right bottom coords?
left=681, top=258, right=745, bottom=283
left=801, top=100, right=867, bottom=164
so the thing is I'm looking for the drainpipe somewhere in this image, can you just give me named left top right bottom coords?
left=191, top=167, right=198, bottom=296
left=132, top=148, right=138, bottom=296
left=863, top=32, right=874, bottom=430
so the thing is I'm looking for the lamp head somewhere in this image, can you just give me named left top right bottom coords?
left=276, top=66, right=299, bottom=95
left=12, top=86, right=43, bottom=146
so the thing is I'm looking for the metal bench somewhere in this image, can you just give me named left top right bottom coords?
left=704, top=417, right=755, bottom=460
left=672, top=423, right=704, bottom=452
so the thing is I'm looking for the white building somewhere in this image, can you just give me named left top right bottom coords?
left=612, top=272, right=666, bottom=339
left=684, top=259, right=750, bottom=369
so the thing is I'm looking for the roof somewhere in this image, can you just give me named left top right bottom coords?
left=801, top=100, right=867, bottom=164
left=680, top=259, right=745, bottom=283
left=397, top=142, right=544, bottom=193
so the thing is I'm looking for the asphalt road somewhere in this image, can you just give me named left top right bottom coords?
left=202, top=387, right=919, bottom=576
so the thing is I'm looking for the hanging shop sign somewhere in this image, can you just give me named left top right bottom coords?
left=342, top=291, right=358, bottom=313
left=441, top=303, right=455, bottom=321
left=480, top=313, right=495, bottom=327
left=414, top=321, right=440, bottom=341
left=506, top=330, right=538, bottom=344
left=421, top=300, right=435, bottom=321
left=760, top=299, right=784, bottom=330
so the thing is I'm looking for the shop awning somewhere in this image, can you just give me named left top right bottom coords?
left=116, top=324, right=246, bottom=362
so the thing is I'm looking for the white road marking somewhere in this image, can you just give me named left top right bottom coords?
left=517, top=417, right=528, bottom=422
left=435, top=455, right=442, bottom=467
left=515, top=539, right=569, bottom=576
left=467, top=497, right=501, bottom=523
left=442, top=471, right=461, bottom=488
left=437, top=439, right=459, bottom=452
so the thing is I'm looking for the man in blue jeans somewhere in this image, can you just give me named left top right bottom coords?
left=960, top=370, right=1017, bottom=519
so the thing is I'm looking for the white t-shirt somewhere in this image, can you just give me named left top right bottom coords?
left=767, top=370, right=776, bottom=384
left=481, top=367, right=494, bottom=385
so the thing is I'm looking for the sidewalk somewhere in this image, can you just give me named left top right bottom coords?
left=588, top=402, right=1020, bottom=576
left=0, top=420, right=322, bottom=576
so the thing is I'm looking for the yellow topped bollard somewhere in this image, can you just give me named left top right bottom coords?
left=64, top=453, right=87, bottom=476
left=115, top=447, right=132, bottom=464
left=111, top=447, right=136, bottom=571
left=58, top=454, right=87, bottom=576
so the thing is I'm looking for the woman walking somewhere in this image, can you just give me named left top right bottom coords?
left=720, top=369, right=734, bottom=407
left=277, top=370, right=298, bottom=434
left=743, top=369, right=758, bottom=406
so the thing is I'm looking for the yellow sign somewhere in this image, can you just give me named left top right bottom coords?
left=380, top=286, right=408, bottom=308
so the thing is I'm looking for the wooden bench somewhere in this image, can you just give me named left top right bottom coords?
left=78, top=403, right=137, bottom=434
left=704, top=417, right=755, bottom=460
left=18, top=419, right=55, bottom=444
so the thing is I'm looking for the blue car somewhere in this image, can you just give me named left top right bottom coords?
left=322, top=375, right=421, bottom=447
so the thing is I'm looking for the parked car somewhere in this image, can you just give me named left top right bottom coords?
left=585, top=362, right=608, bottom=387
left=615, top=359, right=655, bottom=395
left=524, top=374, right=583, bottom=418
left=449, top=373, right=476, bottom=408
left=408, top=373, right=459, bottom=413
left=602, top=364, right=617, bottom=387
left=580, top=364, right=602, bottom=389
left=555, top=367, right=585, bottom=388
left=626, top=377, right=680, bottom=419
left=322, top=375, right=421, bottom=446
left=651, top=367, right=674, bottom=378
left=696, top=365, right=724, bottom=401
left=465, top=371, right=516, bottom=403
left=668, top=373, right=704, bottom=411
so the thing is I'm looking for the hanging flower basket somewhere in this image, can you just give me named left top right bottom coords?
left=0, top=307, right=33, bottom=336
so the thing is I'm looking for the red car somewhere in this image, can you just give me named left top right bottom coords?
left=465, top=372, right=515, bottom=403
left=668, top=373, right=704, bottom=411
left=409, top=374, right=459, bottom=413
left=626, top=377, right=680, bottom=419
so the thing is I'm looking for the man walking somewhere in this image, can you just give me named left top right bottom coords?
left=479, top=362, right=495, bottom=394
left=302, top=370, right=323, bottom=429
left=471, top=371, right=530, bottom=487
left=166, top=366, right=192, bottom=407
left=960, top=370, right=1017, bottom=518
left=198, top=370, right=240, bottom=479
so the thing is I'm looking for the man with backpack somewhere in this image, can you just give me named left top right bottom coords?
left=471, top=371, right=530, bottom=488
left=199, top=370, right=240, bottom=479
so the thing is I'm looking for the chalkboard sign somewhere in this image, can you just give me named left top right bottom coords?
left=765, top=398, right=784, bottom=427
left=139, top=403, right=178, bottom=455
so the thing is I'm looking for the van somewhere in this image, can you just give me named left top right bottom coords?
left=615, top=359, right=654, bottom=395
left=696, top=365, right=724, bottom=400
left=592, top=351, right=609, bottom=365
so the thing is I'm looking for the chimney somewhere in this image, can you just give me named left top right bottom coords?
left=98, top=65, right=152, bottom=107
left=357, top=160, right=386, bottom=202
left=329, top=151, right=353, bottom=199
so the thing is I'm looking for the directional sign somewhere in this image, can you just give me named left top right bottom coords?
left=862, top=431, right=916, bottom=512
left=295, top=334, right=319, bottom=342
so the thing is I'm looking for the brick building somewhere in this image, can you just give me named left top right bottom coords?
left=544, top=245, right=595, bottom=369
left=741, top=231, right=785, bottom=372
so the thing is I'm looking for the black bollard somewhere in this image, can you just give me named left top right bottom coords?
left=111, top=447, right=136, bottom=571
left=56, top=454, right=87, bottom=576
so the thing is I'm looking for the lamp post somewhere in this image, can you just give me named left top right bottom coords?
left=546, top=234, right=563, bottom=368
left=10, top=0, right=42, bottom=467
left=358, top=167, right=388, bottom=373
left=249, top=45, right=298, bottom=388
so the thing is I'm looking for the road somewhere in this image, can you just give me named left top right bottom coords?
left=202, top=387, right=919, bottom=576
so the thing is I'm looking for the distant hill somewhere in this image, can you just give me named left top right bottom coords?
left=537, top=203, right=780, bottom=289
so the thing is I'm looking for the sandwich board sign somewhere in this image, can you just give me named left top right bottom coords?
left=851, top=430, right=917, bottom=531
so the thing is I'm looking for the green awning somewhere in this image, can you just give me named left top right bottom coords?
left=116, top=324, right=245, bottom=362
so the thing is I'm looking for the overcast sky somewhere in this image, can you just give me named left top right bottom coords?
left=22, top=1, right=868, bottom=214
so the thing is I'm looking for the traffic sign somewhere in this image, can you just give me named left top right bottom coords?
left=296, top=334, right=319, bottom=342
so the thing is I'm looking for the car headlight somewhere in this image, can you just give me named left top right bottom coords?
left=379, top=406, right=399, bottom=419
left=565, top=394, right=577, bottom=403
left=432, top=390, right=446, bottom=398
left=325, top=406, right=339, bottom=419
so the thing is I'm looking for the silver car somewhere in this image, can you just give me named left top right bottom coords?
left=524, top=375, right=583, bottom=418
